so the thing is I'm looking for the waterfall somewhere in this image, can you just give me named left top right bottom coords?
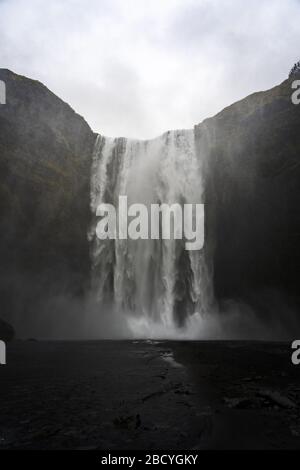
left=89, top=129, right=212, bottom=337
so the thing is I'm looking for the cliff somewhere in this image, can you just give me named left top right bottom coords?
left=196, top=77, right=300, bottom=317
left=0, top=69, right=95, bottom=331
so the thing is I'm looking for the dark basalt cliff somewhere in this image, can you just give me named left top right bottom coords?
left=0, top=69, right=95, bottom=331
left=197, top=78, right=300, bottom=317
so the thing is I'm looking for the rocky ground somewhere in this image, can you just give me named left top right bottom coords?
left=0, top=340, right=299, bottom=449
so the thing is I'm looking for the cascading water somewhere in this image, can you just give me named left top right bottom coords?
left=89, top=129, right=212, bottom=338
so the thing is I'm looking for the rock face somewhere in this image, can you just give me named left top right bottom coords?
left=196, top=78, right=300, bottom=318
left=0, top=69, right=95, bottom=333
left=0, top=317, right=14, bottom=342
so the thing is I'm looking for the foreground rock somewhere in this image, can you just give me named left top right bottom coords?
left=0, top=340, right=299, bottom=449
left=0, top=318, right=14, bottom=342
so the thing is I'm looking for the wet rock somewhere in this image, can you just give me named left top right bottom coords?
left=135, top=414, right=141, bottom=429
left=0, top=318, right=14, bottom=342
left=257, top=390, right=296, bottom=409
left=224, top=390, right=297, bottom=410
left=224, top=397, right=256, bottom=409
left=113, top=415, right=135, bottom=430
left=290, top=425, right=300, bottom=437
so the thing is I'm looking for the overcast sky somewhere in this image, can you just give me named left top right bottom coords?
left=0, top=0, right=299, bottom=139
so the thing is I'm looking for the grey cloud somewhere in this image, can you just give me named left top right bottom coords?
left=0, top=0, right=299, bottom=138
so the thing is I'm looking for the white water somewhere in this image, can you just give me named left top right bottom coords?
left=90, top=130, right=212, bottom=338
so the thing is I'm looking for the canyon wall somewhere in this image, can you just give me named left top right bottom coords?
left=197, top=77, right=300, bottom=319
left=0, top=69, right=95, bottom=332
